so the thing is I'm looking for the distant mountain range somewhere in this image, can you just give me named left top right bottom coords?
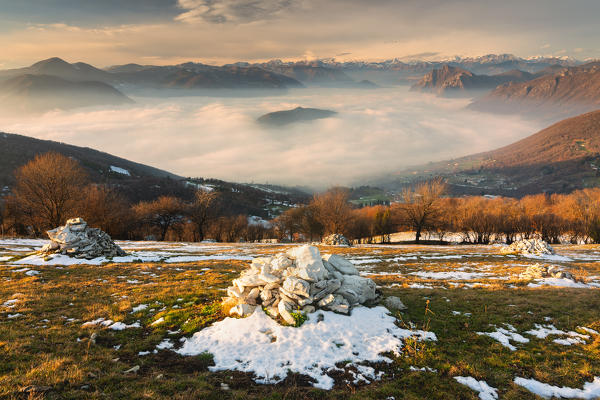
left=257, top=107, right=337, bottom=126
left=375, top=109, right=600, bottom=196
left=469, top=61, right=600, bottom=120
left=410, top=65, right=536, bottom=96
left=283, top=54, right=581, bottom=85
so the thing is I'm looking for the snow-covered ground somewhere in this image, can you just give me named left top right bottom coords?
left=176, top=306, right=436, bottom=389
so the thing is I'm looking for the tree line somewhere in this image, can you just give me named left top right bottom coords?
left=1, top=152, right=600, bottom=244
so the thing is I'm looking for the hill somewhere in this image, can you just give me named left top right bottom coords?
left=257, top=107, right=337, bottom=126
left=469, top=61, right=600, bottom=119
left=0, top=74, right=133, bottom=113
left=0, top=132, right=311, bottom=216
left=410, top=65, right=534, bottom=96
left=374, top=110, right=600, bottom=196
left=0, top=57, right=112, bottom=82
left=0, top=131, right=179, bottom=190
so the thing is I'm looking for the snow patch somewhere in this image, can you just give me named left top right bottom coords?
left=476, top=325, right=529, bottom=351
left=176, top=306, right=436, bottom=390
left=454, top=376, right=498, bottom=400
left=109, top=166, right=130, bottom=176
left=514, top=376, right=600, bottom=399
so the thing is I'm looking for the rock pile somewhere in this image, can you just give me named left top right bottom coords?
left=519, top=264, right=575, bottom=281
left=222, top=245, right=378, bottom=325
left=322, top=234, right=351, bottom=246
left=500, top=239, right=555, bottom=256
left=41, top=218, right=126, bottom=259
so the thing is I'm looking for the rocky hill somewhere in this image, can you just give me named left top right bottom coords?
left=469, top=61, right=600, bottom=119
left=410, top=65, right=534, bottom=96
left=257, top=107, right=337, bottom=126
left=0, top=74, right=133, bottom=113
left=375, top=110, right=600, bottom=196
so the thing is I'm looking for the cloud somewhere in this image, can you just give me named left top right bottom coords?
left=175, top=0, right=295, bottom=23
left=0, top=88, right=542, bottom=188
left=541, top=43, right=551, bottom=49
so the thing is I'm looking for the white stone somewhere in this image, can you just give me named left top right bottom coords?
left=286, top=245, right=329, bottom=282
left=322, top=254, right=359, bottom=275
left=336, top=275, right=377, bottom=305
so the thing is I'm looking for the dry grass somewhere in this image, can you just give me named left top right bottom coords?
left=0, top=242, right=599, bottom=399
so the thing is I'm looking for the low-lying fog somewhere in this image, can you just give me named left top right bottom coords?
left=0, top=87, right=543, bottom=188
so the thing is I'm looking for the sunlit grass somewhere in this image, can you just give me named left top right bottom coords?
left=0, top=242, right=599, bottom=398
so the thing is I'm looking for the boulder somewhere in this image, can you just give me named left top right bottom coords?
left=41, top=218, right=126, bottom=259
left=335, top=275, right=378, bottom=305
left=322, top=254, right=359, bottom=275
left=384, top=296, right=407, bottom=311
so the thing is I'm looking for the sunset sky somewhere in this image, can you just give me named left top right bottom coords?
left=0, top=0, right=598, bottom=68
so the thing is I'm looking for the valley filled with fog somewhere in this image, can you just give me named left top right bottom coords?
left=0, top=87, right=542, bottom=188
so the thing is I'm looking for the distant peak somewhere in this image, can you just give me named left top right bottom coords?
left=32, top=57, right=70, bottom=66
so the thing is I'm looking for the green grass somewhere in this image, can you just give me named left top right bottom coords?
left=0, top=244, right=599, bottom=399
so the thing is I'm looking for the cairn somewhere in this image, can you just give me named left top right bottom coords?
left=500, top=239, right=555, bottom=256
left=519, top=264, right=575, bottom=281
left=322, top=234, right=351, bottom=246
left=222, top=245, right=378, bottom=325
left=41, top=218, right=126, bottom=259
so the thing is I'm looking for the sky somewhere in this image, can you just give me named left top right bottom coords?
left=0, top=0, right=598, bottom=68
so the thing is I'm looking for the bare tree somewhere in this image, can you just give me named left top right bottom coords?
left=311, top=187, right=353, bottom=236
left=189, top=189, right=220, bottom=242
left=77, top=185, right=131, bottom=238
left=398, top=178, right=447, bottom=243
left=133, top=196, right=186, bottom=241
left=12, top=152, right=88, bottom=231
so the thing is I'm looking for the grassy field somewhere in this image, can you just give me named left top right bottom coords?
left=1, top=241, right=599, bottom=399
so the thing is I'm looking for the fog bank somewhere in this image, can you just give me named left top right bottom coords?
left=0, top=87, right=542, bottom=188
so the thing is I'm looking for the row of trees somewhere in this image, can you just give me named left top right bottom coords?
left=275, top=180, right=600, bottom=244
left=2, top=152, right=600, bottom=244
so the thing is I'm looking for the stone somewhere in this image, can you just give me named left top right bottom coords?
left=124, top=365, right=140, bottom=374
left=384, top=296, right=407, bottom=310
left=322, top=254, right=359, bottom=275
left=282, top=276, right=311, bottom=298
left=322, top=233, right=351, bottom=246
left=278, top=299, right=296, bottom=325
left=286, top=245, right=329, bottom=282
left=325, top=294, right=350, bottom=314
left=335, top=275, right=378, bottom=305
left=229, top=304, right=256, bottom=317
left=317, top=293, right=336, bottom=307
left=41, top=218, right=126, bottom=259
left=311, top=279, right=342, bottom=301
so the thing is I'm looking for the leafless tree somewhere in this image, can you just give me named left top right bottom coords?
left=189, top=189, right=220, bottom=242
left=133, top=196, right=186, bottom=241
left=12, top=152, right=88, bottom=230
left=311, top=187, right=353, bottom=236
left=397, top=178, right=447, bottom=243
